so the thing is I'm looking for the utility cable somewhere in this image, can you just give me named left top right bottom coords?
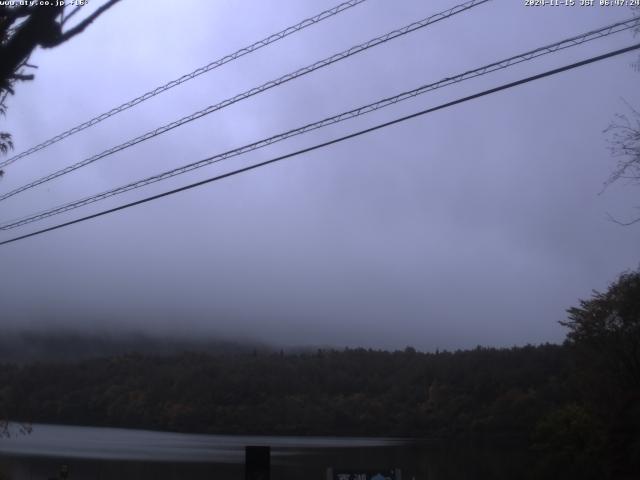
left=1, top=16, right=637, bottom=231
left=0, top=0, right=369, bottom=169
left=1, top=42, right=638, bottom=247
left=0, top=0, right=490, bottom=202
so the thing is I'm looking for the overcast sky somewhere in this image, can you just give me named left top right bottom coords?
left=0, top=0, right=638, bottom=351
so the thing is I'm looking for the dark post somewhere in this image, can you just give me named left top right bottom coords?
left=245, top=445, right=270, bottom=480
left=48, top=463, right=70, bottom=480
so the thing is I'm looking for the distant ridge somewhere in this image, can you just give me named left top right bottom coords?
left=0, top=328, right=272, bottom=363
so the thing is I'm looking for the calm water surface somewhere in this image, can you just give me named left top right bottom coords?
left=0, top=423, right=532, bottom=480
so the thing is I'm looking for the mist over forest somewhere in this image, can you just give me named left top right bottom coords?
left=0, top=328, right=272, bottom=364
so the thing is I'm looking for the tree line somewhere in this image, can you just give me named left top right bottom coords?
left=0, top=343, right=572, bottom=437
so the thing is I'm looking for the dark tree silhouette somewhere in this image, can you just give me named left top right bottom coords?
left=561, top=267, right=640, bottom=390
left=559, top=267, right=640, bottom=477
left=0, top=1, right=122, bottom=155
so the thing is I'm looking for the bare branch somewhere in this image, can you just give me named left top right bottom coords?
left=0, top=88, right=8, bottom=108
left=603, top=100, right=640, bottom=190
left=606, top=211, right=640, bottom=226
left=9, top=72, right=34, bottom=81
left=48, top=0, right=122, bottom=47
left=61, top=5, right=83, bottom=26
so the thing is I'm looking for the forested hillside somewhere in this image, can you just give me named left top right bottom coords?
left=1, top=344, right=571, bottom=437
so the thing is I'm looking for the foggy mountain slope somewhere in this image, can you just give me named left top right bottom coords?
left=0, top=328, right=272, bottom=363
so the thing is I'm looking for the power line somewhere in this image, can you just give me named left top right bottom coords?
left=0, top=0, right=369, bottom=169
left=0, top=0, right=490, bottom=203
left=1, top=42, right=638, bottom=248
left=2, top=16, right=637, bottom=231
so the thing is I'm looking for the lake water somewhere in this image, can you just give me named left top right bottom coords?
left=0, top=423, right=533, bottom=479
